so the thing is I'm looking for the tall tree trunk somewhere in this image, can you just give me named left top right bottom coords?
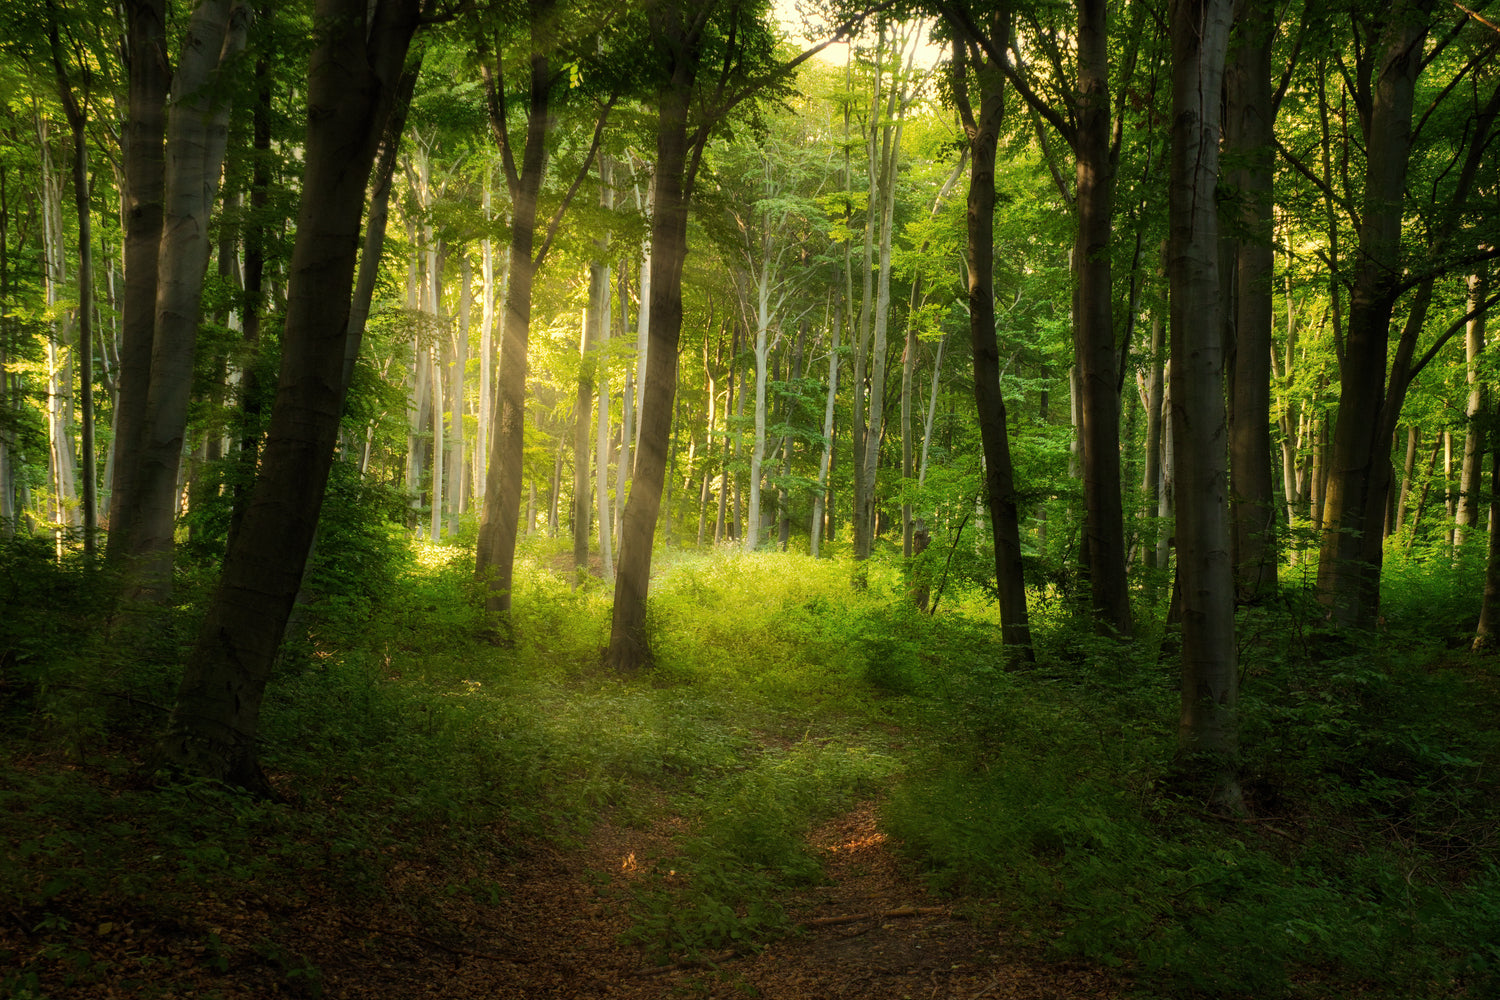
left=918, top=329, right=945, bottom=488
left=1169, top=0, right=1239, bottom=808
left=1396, top=425, right=1419, bottom=533
left=107, top=0, right=167, bottom=563
left=854, top=31, right=911, bottom=562
left=38, top=123, right=79, bottom=535
left=476, top=0, right=555, bottom=615
left=573, top=310, right=594, bottom=578
left=0, top=166, right=13, bottom=534
left=810, top=306, right=839, bottom=557
left=475, top=181, right=496, bottom=505
left=1473, top=425, right=1500, bottom=650
left=1141, top=307, right=1166, bottom=601
left=225, top=45, right=276, bottom=552
left=607, top=52, right=696, bottom=670
left=951, top=12, right=1033, bottom=661
left=163, top=0, right=421, bottom=789
left=615, top=268, right=632, bottom=547
left=1073, top=0, right=1132, bottom=636
left=430, top=343, right=445, bottom=539
left=591, top=260, right=614, bottom=578
left=123, top=0, right=251, bottom=598
left=1315, top=0, right=1431, bottom=627
left=747, top=269, right=774, bottom=550
left=450, top=255, right=471, bottom=518
left=49, top=23, right=97, bottom=556
left=1458, top=270, right=1488, bottom=543
left=1224, top=0, right=1277, bottom=602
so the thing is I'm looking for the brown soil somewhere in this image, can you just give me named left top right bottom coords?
left=4, top=793, right=1124, bottom=1000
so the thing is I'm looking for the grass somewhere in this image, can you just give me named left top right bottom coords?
left=2, top=530, right=1499, bottom=998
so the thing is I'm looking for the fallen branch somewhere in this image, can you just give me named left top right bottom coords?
left=802, top=906, right=950, bottom=927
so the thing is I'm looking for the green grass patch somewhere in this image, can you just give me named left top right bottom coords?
left=3, top=534, right=1499, bottom=998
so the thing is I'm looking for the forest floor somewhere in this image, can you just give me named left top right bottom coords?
left=2, top=753, right=1122, bottom=1000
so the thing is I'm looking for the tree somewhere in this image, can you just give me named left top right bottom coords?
left=1168, top=0, right=1239, bottom=808
left=162, top=0, right=424, bottom=788
left=992, top=0, right=1144, bottom=637
left=1221, top=0, right=1283, bottom=602
left=45, top=0, right=100, bottom=557
left=1309, top=0, right=1500, bottom=626
left=108, top=0, right=251, bottom=601
left=941, top=0, right=1034, bottom=662
left=606, top=0, right=855, bottom=670
left=473, top=0, right=613, bottom=623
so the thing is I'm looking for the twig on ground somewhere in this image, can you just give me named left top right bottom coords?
left=802, top=906, right=950, bottom=927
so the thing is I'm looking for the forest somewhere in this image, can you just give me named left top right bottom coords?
left=1, top=0, right=1499, bottom=996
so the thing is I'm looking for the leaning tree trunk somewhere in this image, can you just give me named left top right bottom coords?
left=123, top=0, right=251, bottom=600
left=162, top=0, right=421, bottom=790
left=1169, top=0, right=1240, bottom=810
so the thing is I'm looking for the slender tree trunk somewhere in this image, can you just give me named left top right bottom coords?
left=573, top=309, right=594, bottom=577
left=1444, top=429, right=1455, bottom=548
left=450, top=255, right=471, bottom=518
left=951, top=13, right=1033, bottom=661
left=223, top=45, right=277, bottom=551
left=615, top=268, right=632, bottom=546
left=1155, top=370, right=1175, bottom=578
left=475, top=1, right=555, bottom=615
left=163, top=0, right=421, bottom=789
left=1396, top=425, right=1419, bottom=533
left=1458, top=270, right=1488, bottom=543
left=1224, top=0, right=1277, bottom=601
left=50, top=37, right=97, bottom=556
left=1074, top=0, right=1132, bottom=636
left=918, top=329, right=945, bottom=487
left=548, top=429, right=563, bottom=536
left=1169, top=0, right=1239, bottom=808
left=747, top=270, right=773, bottom=550
left=778, top=323, right=803, bottom=551
left=810, top=305, right=840, bottom=557
left=0, top=168, right=12, bottom=534
left=855, top=50, right=906, bottom=562
left=606, top=56, right=695, bottom=670
left=475, top=184, right=498, bottom=505
left=38, top=125, right=80, bottom=535
left=1141, top=307, right=1166, bottom=604
left=716, top=350, right=734, bottom=544
left=1473, top=427, right=1500, bottom=650
left=591, top=260, right=614, bottom=578
left=430, top=342, right=445, bottom=539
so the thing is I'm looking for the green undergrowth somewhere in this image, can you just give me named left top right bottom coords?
left=3, top=533, right=1499, bottom=998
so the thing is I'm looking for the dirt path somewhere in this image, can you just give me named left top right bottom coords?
left=307, top=803, right=1123, bottom=1000
left=5, top=785, right=1123, bottom=1000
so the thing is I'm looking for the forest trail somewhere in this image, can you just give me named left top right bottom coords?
left=307, top=801, right=1124, bottom=1000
